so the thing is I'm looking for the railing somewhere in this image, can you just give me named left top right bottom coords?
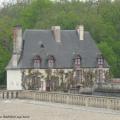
left=0, top=90, right=120, bottom=110
left=0, top=90, right=19, bottom=99
left=18, top=91, right=120, bottom=110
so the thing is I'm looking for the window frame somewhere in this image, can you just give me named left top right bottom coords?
left=48, top=55, right=55, bottom=68
left=74, top=55, right=81, bottom=69
left=97, top=55, right=104, bottom=67
left=33, top=55, right=41, bottom=68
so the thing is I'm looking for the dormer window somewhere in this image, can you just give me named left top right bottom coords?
left=33, top=55, right=41, bottom=68
left=97, top=54, right=104, bottom=68
left=48, top=55, right=55, bottom=68
left=74, top=55, right=81, bottom=69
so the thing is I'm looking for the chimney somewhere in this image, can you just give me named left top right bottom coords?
left=76, top=25, right=84, bottom=40
left=13, top=25, right=22, bottom=54
left=12, top=54, right=18, bottom=67
left=12, top=25, right=22, bottom=67
left=51, top=26, right=61, bottom=43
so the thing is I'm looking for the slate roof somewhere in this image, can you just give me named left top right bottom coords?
left=6, top=29, right=109, bottom=69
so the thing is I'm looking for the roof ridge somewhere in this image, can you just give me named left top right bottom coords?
left=25, top=29, right=89, bottom=33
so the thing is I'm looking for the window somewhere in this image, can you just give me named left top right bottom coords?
left=48, top=55, right=55, bottom=68
left=98, top=58, right=103, bottom=65
left=33, top=55, right=41, bottom=68
left=75, top=70, right=80, bottom=81
left=75, top=70, right=82, bottom=82
left=97, top=69, right=105, bottom=83
left=74, top=55, right=81, bottom=69
left=97, top=54, right=104, bottom=67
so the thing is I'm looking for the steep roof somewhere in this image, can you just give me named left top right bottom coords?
left=6, top=29, right=109, bottom=69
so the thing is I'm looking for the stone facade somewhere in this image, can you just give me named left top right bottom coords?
left=6, top=68, right=109, bottom=91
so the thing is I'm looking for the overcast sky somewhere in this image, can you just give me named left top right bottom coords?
left=0, top=0, right=85, bottom=7
left=0, top=0, right=114, bottom=7
left=0, top=0, right=11, bottom=7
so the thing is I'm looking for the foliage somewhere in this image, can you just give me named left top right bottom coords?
left=22, top=69, right=44, bottom=90
left=0, top=0, right=120, bottom=85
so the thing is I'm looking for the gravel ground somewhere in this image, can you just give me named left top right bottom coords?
left=0, top=99, right=120, bottom=120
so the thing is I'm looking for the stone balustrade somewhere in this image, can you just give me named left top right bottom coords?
left=0, top=90, right=120, bottom=110
left=0, top=90, right=19, bottom=99
left=18, top=91, right=120, bottom=110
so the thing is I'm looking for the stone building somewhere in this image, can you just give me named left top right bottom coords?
left=6, top=25, right=109, bottom=91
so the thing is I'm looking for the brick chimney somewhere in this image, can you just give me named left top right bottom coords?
left=12, top=25, right=22, bottom=67
left=51, top=26, right=61, bottom=43
left=76, top=25, right=84, bottom=40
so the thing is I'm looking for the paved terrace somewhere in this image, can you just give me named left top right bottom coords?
left=0, top=99, right=120, bottom=120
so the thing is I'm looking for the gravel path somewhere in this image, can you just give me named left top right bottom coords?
left=0, top=99, right=120, bottom=120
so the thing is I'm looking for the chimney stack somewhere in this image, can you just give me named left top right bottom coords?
left=76, top=25, right=84, bottom=40
left=13, top=25, right=22, bottom=53
left=12, top=25, right=22, bottom=67
left=52, top=26, right=61, bottom=43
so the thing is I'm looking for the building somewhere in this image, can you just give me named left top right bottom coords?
left=6, top=25, right=109, bottom=91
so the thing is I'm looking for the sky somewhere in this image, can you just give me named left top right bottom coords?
left=0, top=0, right=115, bottom=7
left=0, top=0, right=12, bottom=7
left=0, top=0, right=85, bottom=7
left=0, top=0, right=9, bottom=4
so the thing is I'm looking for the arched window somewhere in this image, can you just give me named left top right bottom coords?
left=33, top=55, right=41, bottom=68
left=48, top=55, right=55, bottom=68
left=97, top=54, right=104, bottom=68
left=74, top=55, right=81, bottom=69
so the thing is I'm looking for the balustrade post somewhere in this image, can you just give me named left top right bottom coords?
left=4, top=92, right=7, bottom=99
left=8, top=92, right=11, bottom=99
left=118, top=100, right=120, bottom=110
left=34, top=92, right=36, bottom=101
left=107, top=98, right=110, bottom=109
left=85, top=97, right=88, bottom=107
left=66, top=95, right=70, bottom=104
left=0, top=91, right=3, bottom=99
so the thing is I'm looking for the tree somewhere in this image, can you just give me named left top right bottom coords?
left=0, top=0, right=120, bottom=85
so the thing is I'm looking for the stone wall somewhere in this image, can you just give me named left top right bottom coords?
left=7, top=70, right=22, bottom=90
left=18, top=91, right=120, bottom=110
